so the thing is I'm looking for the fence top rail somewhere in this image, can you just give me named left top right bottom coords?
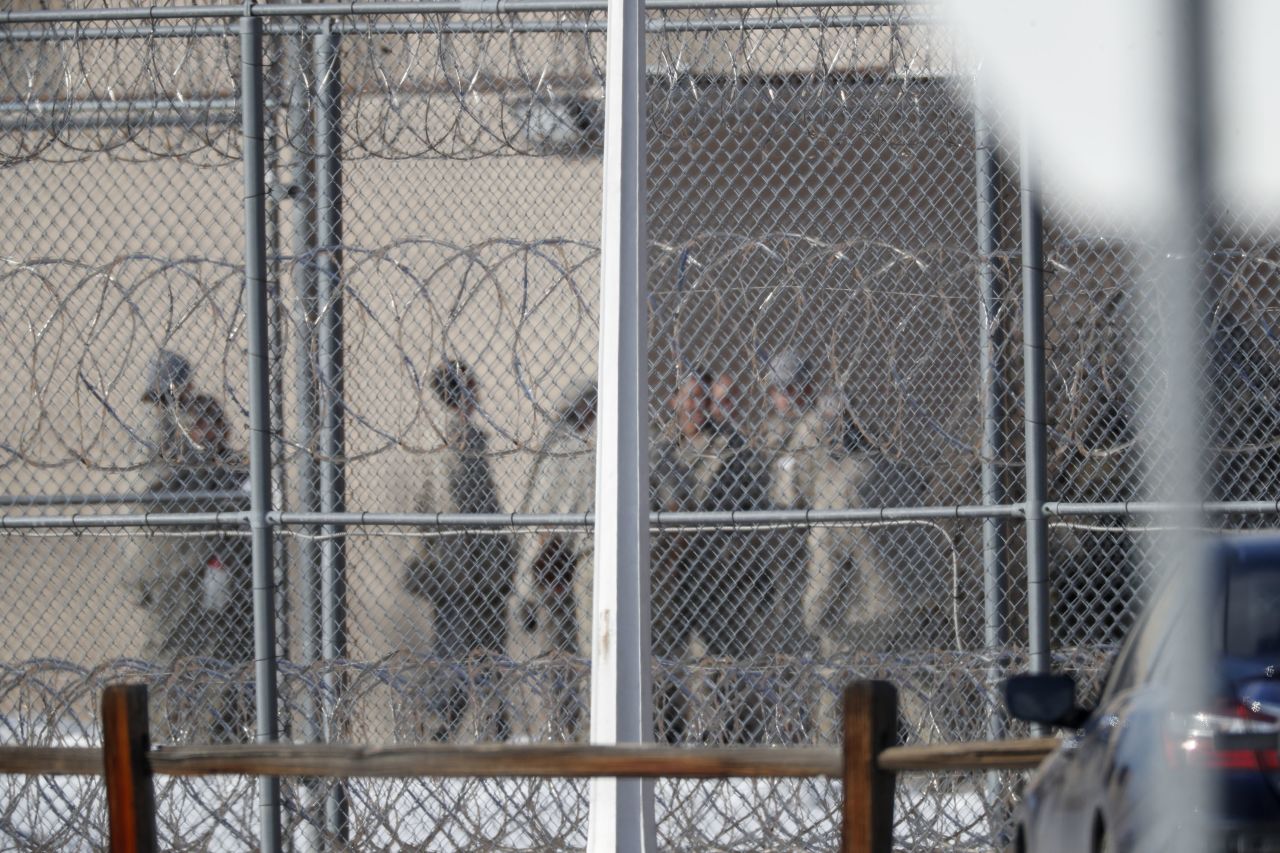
left=0, top=737, right=1058, bottom=780
left=0, top=503, right=1024, bottom=531
left=9, top=500, right=1280, bottom=530
left=1, top=0, right=929, bottom=24
left=0, top=11, right=917, bottom=40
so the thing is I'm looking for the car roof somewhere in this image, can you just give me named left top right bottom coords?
left=1213, top=534, right=1280, bottom=568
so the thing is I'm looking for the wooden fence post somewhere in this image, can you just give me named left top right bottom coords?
left=841, top=680, right=898, bottom=853
left=102, top=684, right=158, bottom=853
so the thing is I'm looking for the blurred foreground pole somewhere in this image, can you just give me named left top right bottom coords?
left=1019, top=126, right=1049, bottom=678
left=242, top=14, right=284, bottom=852
left=586, top=0, right=656, bottom=843
left=1145, top=0, right=1212, bottom=848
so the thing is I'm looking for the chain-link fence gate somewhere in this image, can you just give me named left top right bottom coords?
left=2, top=0, right=1279, bottom=849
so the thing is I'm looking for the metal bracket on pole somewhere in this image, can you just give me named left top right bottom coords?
left=586, top=0, right=656, bottom=844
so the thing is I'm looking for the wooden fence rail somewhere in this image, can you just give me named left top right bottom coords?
left=0, top=681, right=1057, bottom=853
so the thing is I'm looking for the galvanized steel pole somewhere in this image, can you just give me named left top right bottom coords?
left=264, top=59, right=292, bottom=675
left=314, top=26, right=347, bottom=673
left=1020, top=128, right=1049, bottom=678
left=975, top=88, right=1006, bottom=664
left=286, top=28, right=323, bottom=677
left=241, top=13, right=284, bottom=852
left=314, top=25, right=350, bottom=847
left=282, top=27, right=328, bottom=850
left=974, top=84, right=1007, bottom=777
left=586, top=0, right=656, bottom=843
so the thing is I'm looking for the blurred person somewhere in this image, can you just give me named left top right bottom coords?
left=183, top=395, right=253, bottom=667
left=519, top=379, right=697, bottom=743
left=667, top=369, right=776, bottom=743
left=140, top=349, right=199, bottom=466
left=519, top=379, right=597, bottom=739
left=134, top=353, right=250, bottom=666
left=133, top=351, right=253, bottom=741
left=759, top=350, right=822, bottom=658
left=807, top=393, right=888, bottom=648
left=404, top=359, right=517, bottom=742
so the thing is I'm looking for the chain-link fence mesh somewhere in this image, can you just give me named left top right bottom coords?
left=3, top=2, right=1278, bottom=849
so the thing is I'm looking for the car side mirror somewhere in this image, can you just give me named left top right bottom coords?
left=1004, top=674, right=1091, bottom=729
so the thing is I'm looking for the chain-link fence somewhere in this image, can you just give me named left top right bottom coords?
left=2, top=1, right=1279, bottom=849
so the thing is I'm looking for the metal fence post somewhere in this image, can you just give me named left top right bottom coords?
left=281, top=25, right=328, bottom=850
left=974, top=84, right=1010, bottom=826
left=975, top=85, right=1006, bottom=683
left=1020, top=127, right=1049, bottom=679
left=586, top=0, right=655, bottom=844
left=242, top=13, right=284, bottom=851
left=263, top=49, right=293, bottom=671
left=313, top=22, right=349, bottom=847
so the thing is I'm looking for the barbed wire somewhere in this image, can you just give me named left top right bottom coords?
left=0, top=7, right=945, bottom=165
left=6, top=237, right=1279, bottom=484
left=0, top=649, right=1110, bottom=851
left=0, top=234, right=985, bottom=472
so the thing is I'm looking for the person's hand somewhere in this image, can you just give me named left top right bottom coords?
left=519, top=599, right=539, bottom=633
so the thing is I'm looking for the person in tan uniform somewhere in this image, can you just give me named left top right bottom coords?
left=806, top=393, right=889, bottom=648
left=519, top=380, right=597, bottom=739
left=521, top=379, right=697, bottom=741
left=404, top=360, right=517, bottom=741
left=759, top=350, right=823, bottom=658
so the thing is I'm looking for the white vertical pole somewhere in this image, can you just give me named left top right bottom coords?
left=587, top=0, right=654, bottom=841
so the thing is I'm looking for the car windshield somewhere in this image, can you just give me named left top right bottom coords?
left=1225, top=560, right=1280, bottom=658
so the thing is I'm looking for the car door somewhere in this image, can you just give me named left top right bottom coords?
left=1056, top=575, right=1192, bottom=852
left=1052, top=642, right=1145, bottom=852
left=1023, top=639, right=1135, bottom=852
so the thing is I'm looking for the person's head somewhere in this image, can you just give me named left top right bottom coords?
left=431, top=358, right=479, bottom=414
left=142, top=349, right=194, bottom=407
left=186, top=394, right=232, bottom=457
left=559, top=379, right=597, bottom=433
left=671, top=370, right=712, bottom=440
left=766, top=349, right=815, bottom=417
left=708, top=371, right=737, bottom=428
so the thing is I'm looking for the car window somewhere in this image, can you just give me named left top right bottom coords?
left=1226, top=562, right=1280, bottom=657
left=1098, top=572, right=1190, bottom=702
left=1100, top=637, right=1141, bottom=701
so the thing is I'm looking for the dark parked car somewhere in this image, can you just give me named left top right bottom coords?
left=1006, top=536, right=1280, bottom=853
